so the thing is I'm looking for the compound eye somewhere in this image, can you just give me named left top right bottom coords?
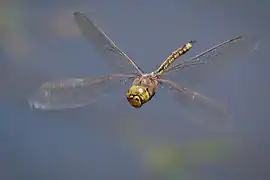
left=134, top=96, right=140, bottom=101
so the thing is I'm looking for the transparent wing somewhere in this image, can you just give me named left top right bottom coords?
left=28, top=74, right=136, bottom=110
left=163, top=36, right=258, bottom=86
left=73, top=12, right=143, bottom=75
left=158, top=79, right=231, bottom=129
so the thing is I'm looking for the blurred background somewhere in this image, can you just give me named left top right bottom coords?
left=1, top=0, right=270, bottom=180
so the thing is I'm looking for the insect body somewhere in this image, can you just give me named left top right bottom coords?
left=126, top=40, right=195, bottom=108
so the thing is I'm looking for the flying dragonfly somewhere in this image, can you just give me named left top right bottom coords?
left=28, top=12, right=256, bottom=124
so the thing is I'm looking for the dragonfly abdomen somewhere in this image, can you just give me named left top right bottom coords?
left=155, top=41, right=195, bottom=74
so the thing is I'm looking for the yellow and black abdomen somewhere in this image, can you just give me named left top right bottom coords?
left=154, top=41, right=195, bottom=75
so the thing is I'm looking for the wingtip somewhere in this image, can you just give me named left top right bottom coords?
left=234, top=35, right=243, bottom=40
left=73, top=11, right=84, bottom=16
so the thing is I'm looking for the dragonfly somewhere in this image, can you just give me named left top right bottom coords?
left=28, top=12, right=256, bottom=123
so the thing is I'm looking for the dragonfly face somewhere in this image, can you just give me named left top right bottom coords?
left=126, top=76, right=159, bottom=108
left=126, top=85, right=150, bottom=108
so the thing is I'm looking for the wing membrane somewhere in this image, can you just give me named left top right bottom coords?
left=158, top=79, right=231, bottom=129
left=163, top=36, right=258, bottom=86
left=73, top=12, right=143, bottom=74
left=28, top=74, right=135, bottom=110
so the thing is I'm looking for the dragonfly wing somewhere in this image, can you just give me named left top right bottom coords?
left=164, top=36, right=258, bottom=87
left=28, top=74, right=136, bottom=110
left=158, top=79, right=231, bottom=129
left=74, top=12, right=143, bottom=75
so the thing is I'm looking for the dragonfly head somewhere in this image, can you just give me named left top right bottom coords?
left=126, top=85, right=150, bottom=108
